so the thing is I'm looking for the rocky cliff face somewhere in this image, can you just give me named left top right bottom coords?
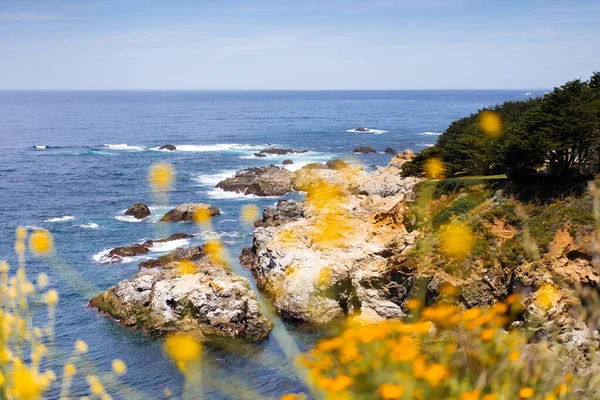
left=90, top=247, right=273, bottom=341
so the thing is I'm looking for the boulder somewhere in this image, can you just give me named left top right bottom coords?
left=352, top=145, right=377, bottom=154
left=98, top=233, right=194, bottom=264
left=139, top=245, right=205, bottom=269
left=124, top=203, right=151, bottom=220
left=384, top=147, right=398, bottom=155
left=326, top=159, right=350, bottom=170
left=254, top=153, right=267, bottom=158
left=159, top=144, right=177, bottom=151
left=216, top=166, right=294, bottom=196
left=90, top=255, right=273, bottom=341
left=160, top=204, right=220, bottom=222
left=282, top=159, right=294, bottom=165
left=253, top=200, right=304, bottom=228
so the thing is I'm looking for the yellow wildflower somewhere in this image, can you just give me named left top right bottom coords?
left=328, top=375, right=353, bottom=393
left=518, top=387, right=534, bottom=399
left=12, top=365, right=41, bottom=400
left=378, top=383, right=405, bottom=399
left=75, top=340, right=88, bottom=353
left=479, top=110, right=503, bottom=138
left=45, top=289, right=58, bottom=306
left=240, top=204, right=260, bottom=224
left=164, top=334, right=202, bottom=366
left=112, top=359, right=127, bottom=375
left=425, top=158, right=445, bottom=179
left=29, top=229, right=54, bottom=256
left=509, top=351, right=520, bottom=362
left=440, top=222, right=473, bottom=260
left=461, top=391, right=480, bottom=400
left=424, top=363, right=448, bottom=387
left=148, top=162, right=175, bottom=191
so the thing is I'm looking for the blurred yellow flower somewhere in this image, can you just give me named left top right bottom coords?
left=509, top=351, right=520, bottom=362
left=204, top=239, right=225, bottom=263
left=112, top=359, right=127, bottom=376
left=439, top=222, right=473, bottom=260
left=45, top=289, right=58, bottom=306
left=177, top=260, right=197, bottom=275
left=518, top=387, right=534, bottom=399
left=75, top=339, right=88, bottom=354
left=480, top=328, right=495, bottom=341
left=164, top=334, right=202, bottom=366
left=460, top=390, right=480, bottom=400
left=328, top=375, right=353, bottom=393
left=240, top=204, right=260, bottom=224
left=12, top=365, right=41, bottom=400
left=148, top=162, right=175, bottom=191
left=425, top=158, right=445, bottom=179
left=534, top=284, right=560, bottom=312
left=64, top=363, right=77, bottom=377
left=424, top=363, right=448, bottom=387
left=16, top=226, right=27, bottom=241
left=193, top=206, right=213, bottom=227
left=37, top=272, right=49, bottom=288
left=479, top=110, right=503, bottom=138
left=29, top=229, right=54, bottom=256
left=378, top=383, right=405, bottom=399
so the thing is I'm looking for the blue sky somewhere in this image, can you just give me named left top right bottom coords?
left=0, top=0, right=599, bottom=89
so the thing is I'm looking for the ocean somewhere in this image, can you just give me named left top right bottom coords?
left=0, top=90, right=543, bottom=399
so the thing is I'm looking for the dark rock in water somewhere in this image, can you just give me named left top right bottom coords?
left=256, top=147, right=308, bottom=156
left=90, top=253, right=273, bottom=341
left=326, top=159, right=349, bottom=170
left=239, top=247, right=256, bottom=268
left=354, top=127, right=370, bottom=132
left=160, top=203, right=220, bottom=222
left=282, top=159, right=294, bottom=165
left=159, top=144, right=177, bottom=151
left=353, top=145, right=377, bottom=154
left=253, top=200, right=304, bottom=228
left=124, top=203, right=151, bottom=220
left=216, top=165, right=294, bottom=196
left=302, top=162, right=327, bottom=170
left=384, top=147, right=398, bottom=155
left=254, top=152, right=267, bottom=158
left=98, top=233, right=194, bottom=264
left=139, top=245, right=205, bottom=269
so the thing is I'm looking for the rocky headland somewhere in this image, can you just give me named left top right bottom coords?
left=90, top=244, right=273, bottom=341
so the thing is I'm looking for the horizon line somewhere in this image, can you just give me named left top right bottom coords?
left=0, top=88, right=551, bottom=92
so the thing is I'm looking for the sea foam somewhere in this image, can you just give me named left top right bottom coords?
left=104, top=144, right=145, bottom=151
left=346, top=128, right=389, bottom=134
left=44, top=216, right=75, bottom=223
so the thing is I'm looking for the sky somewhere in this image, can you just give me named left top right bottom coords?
left=0, top=0, right=599, bottom=90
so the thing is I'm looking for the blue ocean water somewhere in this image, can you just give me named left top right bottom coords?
left=0, top=90, right=543, bottom=399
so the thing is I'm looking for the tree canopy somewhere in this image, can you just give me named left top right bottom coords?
left=403, top=72, right=600, bottom=180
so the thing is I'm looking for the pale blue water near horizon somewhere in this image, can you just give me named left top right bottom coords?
left=0, top=90, right=544, bottom=399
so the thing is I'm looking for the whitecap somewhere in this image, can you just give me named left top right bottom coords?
left=198, top=231, right=239, bottom=240
left=192, top=170, right=237, bottom=187
left=421, top=132, right=443, bottom=135
left=76, top=223, right=99, bottom=229
left=114, top=215, right=144, bottom=223
left=346, top=128, right=389, bottom=134
left=35, top=145, right=47, bottom=150
left=44, top=216, right=75, bottom=223
left=104, top=144, right=145, bottom=151
left=148, top=238, right=191, bottom=253
left=92, top=249, right=139, bottom=264
left=205, top=188, right=279, bottom=200
left=417, top=143, right=435, bottom=147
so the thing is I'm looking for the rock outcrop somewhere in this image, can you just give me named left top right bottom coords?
left=216, top=166, right=294, bottom=196
left=384, top=147, right=398, bottom=155
left=326, top=159, right=349, bottom=170
left=139, top=245, right=205, bottom=269
left=90, top=252, right=273, bottom=341
left=353, top=145, right=377, bottom=154
left=241, top=156, right=424, bottom=324
left=254, top=147, right=308, bottom=157
left=353, top=128, right=369, bottom=132
left=125, top=203, right=151, bottom=220
left=159, top=144, right=177, bottom=151
left=160, top=204, right=220, bottom=222
left=97, top=233, right=194, bottom=264
left=282, top=159, right=294, bottom=165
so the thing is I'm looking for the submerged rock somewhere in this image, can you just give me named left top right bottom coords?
left=160, top=203, right=220, bottom=222
left=216, top=165, right=294, bottom=196
left=282, top=159, right=294, bottom=165
left=353, top=127, right=370, bottom=132
left=90, top=254, right=273, bottom=341
left=159, top=144, right=177, bottom=151
left=352, top=145, right=377, bottom=154
left=98, top=233, right=194, bottom=264
left=124, top=203, right=151, bottom=220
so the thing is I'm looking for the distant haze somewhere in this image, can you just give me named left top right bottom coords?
left=1, top=0, right=599, bottom=90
